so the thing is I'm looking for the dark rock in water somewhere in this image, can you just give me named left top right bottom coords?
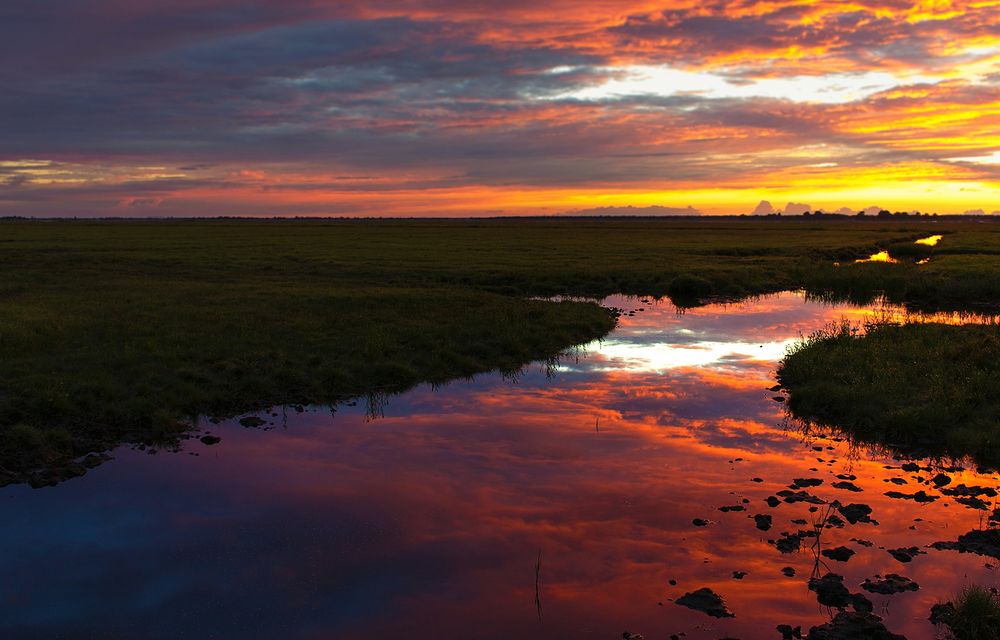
left=772, top=530, right=816, bottom=554
left=792, top=478, right=824, bottom=488
left=731, top=571, right=747, bottom=580
left=851, top=538, right=874, bottom=547
left=675, top=587, right=734, bottom=618
left=929, top=602, right=956, bottom=625
left=766, top=496, right=781, bottom=508
left=622, top=633, right=644, bottom=640
left=931, top=473, right=952, bottom=487
left=941, top=484, right=997, bottom=498
left=754, top=514, right=773, bottom=531
left=781, top=566, right=796, bottom=577
left=822, top=546, right=855, bottom=562
left=885, top=490, right=937, bottom=503
left=239, top=416, right=267, bottom=428
left=692, top=518, right=710, bottom=527
left=838, top=503, right=875, bottom=525
left=901, top=462, right=922, bottom=472
left=851, top=593, right=873, bottom=614
left=955, top=496, right=990, bottom=510
left=886, top=477, right=907, bottom=485
left=772, top=396, right=785, bottom=402
left=887, top=547, right=925, bottom=563
left=768, top=384, right=783, bottom=392
left=931, top=528, right=1000, bottom=560
left=805, top=612, right=905, bottom=640
left=808, top=573, right=851, bottom=608
left=832, top=481, right=863, bottom=492
left=825, top=515, right=846, bottom=528
left=777, top=624, right=802, bottom=639
left=777, top=489, right=825, bottom=505
left=751, top=477, right=763, bottom=483
left=861, top=574, right=919, bottom=594
left=200, top=435, right=221, bottom=445
left=719, top=505, right=745, bottom=512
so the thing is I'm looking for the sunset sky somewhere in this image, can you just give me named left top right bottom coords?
left=2, top=1, right=999, bottom=217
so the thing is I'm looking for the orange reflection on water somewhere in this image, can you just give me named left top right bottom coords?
left=854, top=250, right=898, bottom=263
left=2, top=292, right=998, bottom=640
left=915, top=235, right=944, bottom=246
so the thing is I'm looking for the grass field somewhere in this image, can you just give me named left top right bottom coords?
left=3, top=216, right=1000, bottom=484
left=778, top=320, right=1000, bottom=466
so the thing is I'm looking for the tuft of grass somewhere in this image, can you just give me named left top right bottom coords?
left=937, top=585, right=1000, bottom=640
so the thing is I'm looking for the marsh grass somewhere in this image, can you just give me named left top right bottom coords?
left=778, top=317, right=1000, bottom=466
left=2, top=217, right=1000, bottom=484
left=937, top=585, right=1000, bottom=640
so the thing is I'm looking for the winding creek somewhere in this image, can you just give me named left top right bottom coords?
left=2, top=292, right=998, bottom=639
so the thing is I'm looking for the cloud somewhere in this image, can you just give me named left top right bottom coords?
left=783, top=202, right=811, bottom=215
left=0, top=1, right=998, bottom=216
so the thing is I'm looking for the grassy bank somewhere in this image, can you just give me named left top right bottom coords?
left=3, top=216, right=1000, bottom=484
left=778, top=320, right=1000, bottom=466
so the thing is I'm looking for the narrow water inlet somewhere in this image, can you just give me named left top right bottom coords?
left=853, top=234, right=943, bottom=264
left=1, top=291, right=996, bottom=640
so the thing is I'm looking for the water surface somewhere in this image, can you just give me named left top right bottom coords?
left=2, top=292, right=996, bottom=639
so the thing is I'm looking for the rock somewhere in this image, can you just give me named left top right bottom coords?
left=692, top=518, right=710, bottom=527
left=792, top=478, right=824, bottom=488
left=955, top=496, right=990, bottom=510
left=837, top=503, right=875, bottom=525
left=931, top=473, right=952, bottom=487
left=731, top=571, right=747, bottom=580
left=884, top=490, right=937, bottom=503
left=200, top=435, right=221, bottom=445
left=805, top=612, right=905, bottom=640
left=239, top=416, right=266, bottom=428
left=831, top=481, right=863, bottom=492
left=754, top=514, right=772, bottom=531
left=766, top=496, right=781, bottom=508
left=887, top=547, right=925, bottom=563
left=901, top=462, right=921, bottom=472
left=821, top=546, right=855, bottom=562
left=719, top=505, right=746, bottom=512
left=674, top=587, right=734, bottom=618
left=622, top=633, right=644, bottom=640
left=931, top=528, right=1000, bottom=560
left=777, top=489, right=825, bottom=505
left=861, top=574, right=919, bottom=594
left=772, top=530, right=815, bottom=553
left=943, top=484, right=997, bottom=497
left=808, top=573, right=851, bottom=608
left=850, top=593, right=873, bottom=614
left=886, top=477, right=907, bottom=485
left=781, top=566, right=796, bottom=577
